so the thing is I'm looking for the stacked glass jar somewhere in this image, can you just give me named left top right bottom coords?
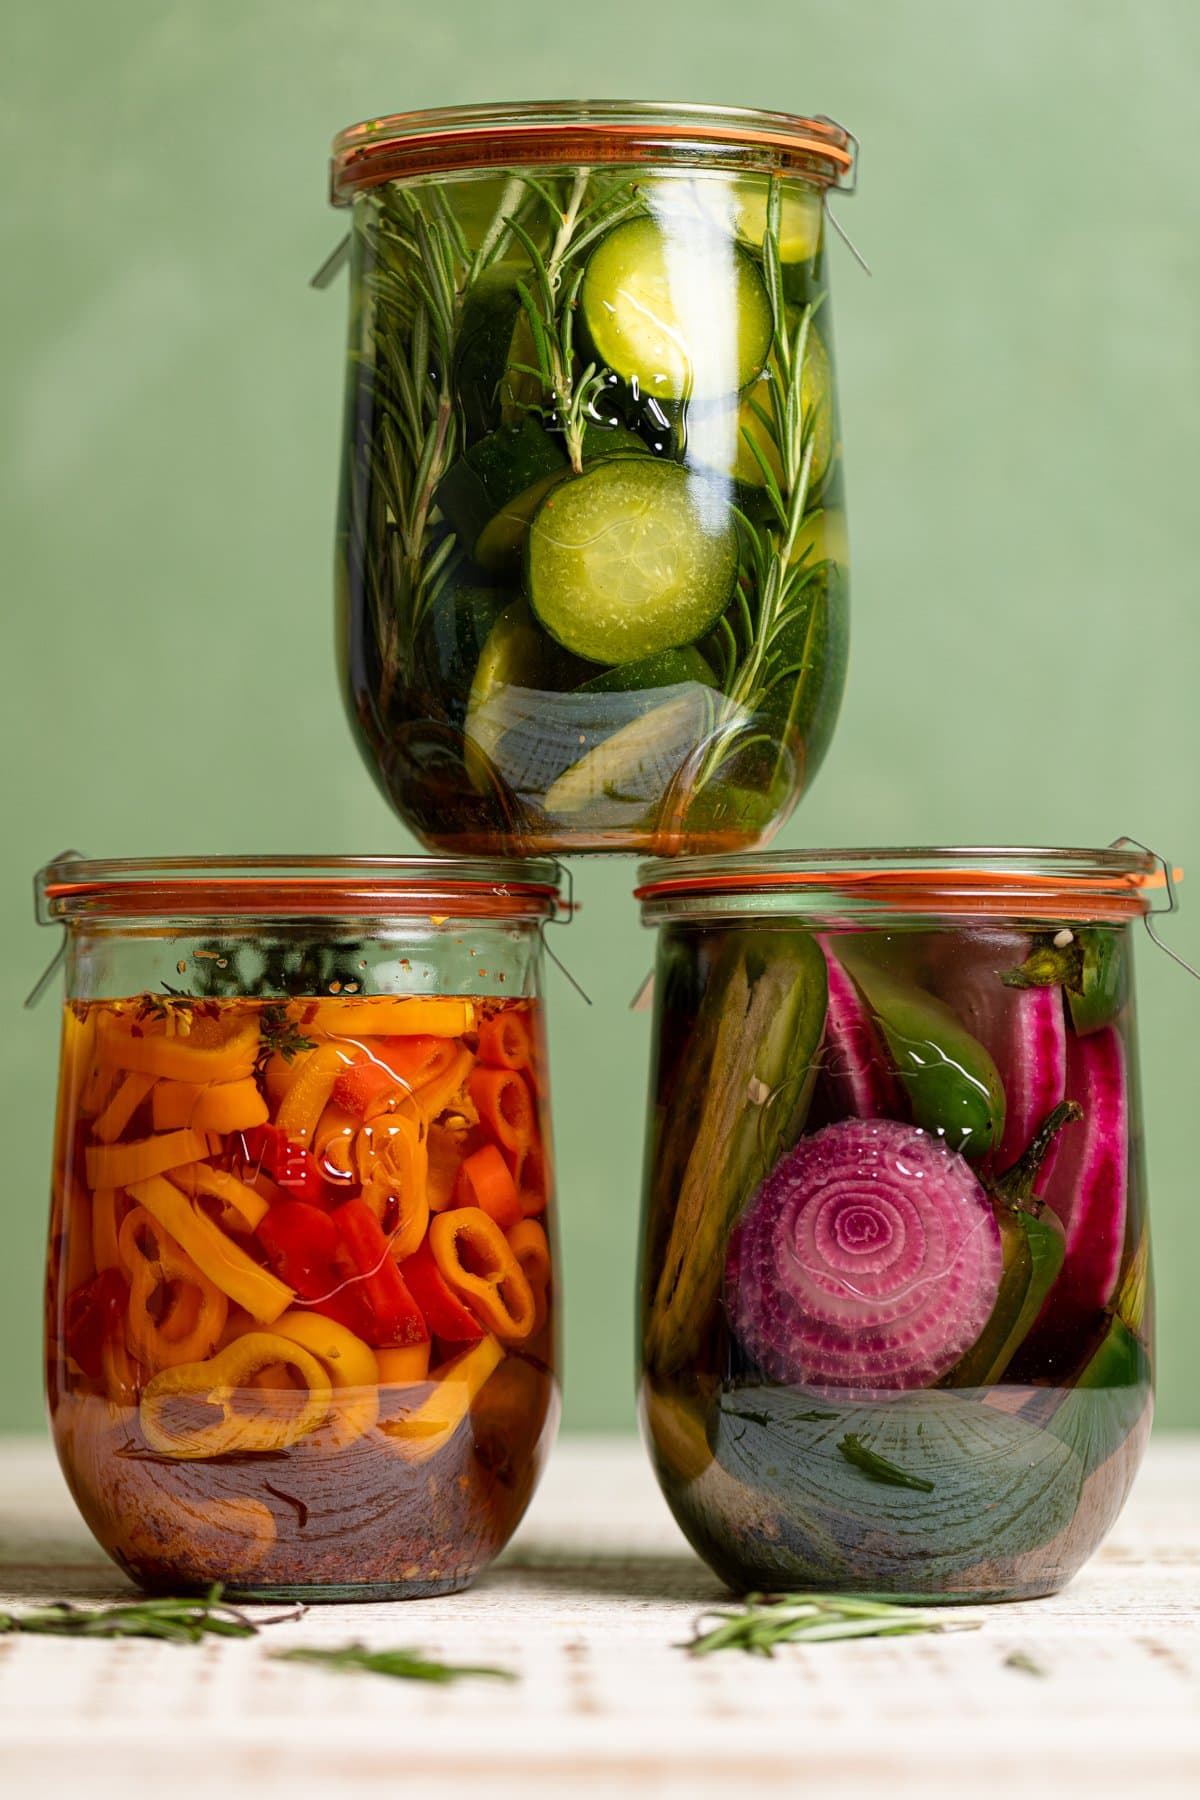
left=37, top=103, right=1161, bottom=1603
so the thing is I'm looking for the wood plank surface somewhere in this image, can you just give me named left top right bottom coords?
left=1, top=1434, right=1197, bottom=1797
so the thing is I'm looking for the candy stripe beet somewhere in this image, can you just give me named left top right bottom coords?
left=941, top=931, right=1068, bottom=1175
left=819, top=942, right=901, bottom=1119
left=726, top=1118, right=1003, bottom=1391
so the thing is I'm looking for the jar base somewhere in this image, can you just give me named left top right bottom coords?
left=217, top=1574, right=478, bottom=1604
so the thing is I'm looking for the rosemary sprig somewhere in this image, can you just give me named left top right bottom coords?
left=0, top=1585, right=273, bottom=1643
left=688, top=1592, right=978, bottom=1656
left=837, top=1434, right=936, bottom=1493
left=135, top=990, right=192, bottom=1026
left=272, top=1643, right=516, bottom=1684
left=255, top=1002, right=316, bottom=1071
left=506, top=172, right=643, bottom=470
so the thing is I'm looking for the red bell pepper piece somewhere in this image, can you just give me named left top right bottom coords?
left=62, top=1267, right=129, bottom=1380
left=400, top=1239, right=484, bottom=1344
left=256, top=1199, right=371, bottom=1337
left=239, top=1124, right=328, bottom=1205
left=332, top=1199, right=429, bottom=1349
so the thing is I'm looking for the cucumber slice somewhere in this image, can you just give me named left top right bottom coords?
left=686, top=331, right=833, bottom=492
left=543, top=687, right=715, bottom=821
left=645, top=175, right=824, bottom=265
left=453, top=264, right=541, bottom=439
left=436, top=420, right=567, bottom=573
left=463, top=599, right=595, bottom=789
left=578, top=646, right=716, bottom=694
left=527, top=458, right=738, bottom=665
left=581, top=216, right=772, bottom=402
left=412, top=583, right=510, bottom=726
left=580, top=420, right=650, bottom=461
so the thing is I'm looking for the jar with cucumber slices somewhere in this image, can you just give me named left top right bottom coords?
left=331, top=103, right=856, bottom=854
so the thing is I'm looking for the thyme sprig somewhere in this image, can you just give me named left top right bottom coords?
left=687, top=1592, right=978, bottom=1656
left=272, top=1643, right=516, bottom=1684
left=0, top=1585, right=283, bottom=1643
left=255, top=1002, right=316, bottom=1072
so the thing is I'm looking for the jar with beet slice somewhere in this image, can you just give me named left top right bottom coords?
left=635, top=847, right=1165, bottom=1602
left=36, top=854, right=562, bottom=1600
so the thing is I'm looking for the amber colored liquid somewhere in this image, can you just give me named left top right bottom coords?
left=47, top=994, right=558, bottom=1598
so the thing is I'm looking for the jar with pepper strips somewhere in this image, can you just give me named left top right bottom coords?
left=36, top=854, right=562, bottom=1599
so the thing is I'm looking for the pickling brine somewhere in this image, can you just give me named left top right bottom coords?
left=37, top=853, right=563, bottom=1600
left=332, top=102, right=855, bottom=855
left=636, top=850, right=1156, bottom=1601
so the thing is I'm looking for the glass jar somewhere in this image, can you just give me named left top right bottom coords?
left=332, top=101, right=855, bottom=856
left=36, top=854, right=562, bottom=1600
left=635, top=847, right=1159, bottom=1601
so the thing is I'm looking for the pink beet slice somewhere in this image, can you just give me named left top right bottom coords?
left=725, top=1117, right=1003, bottom=1392
left=1032, top=1026, right=1128, bottom=1334
left=942, top=931, right=1068, bottom=1176
left=819, top=941, right=902, bottom=1120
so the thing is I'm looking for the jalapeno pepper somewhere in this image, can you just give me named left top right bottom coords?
left=62, top=1266, right=129, bottom=1381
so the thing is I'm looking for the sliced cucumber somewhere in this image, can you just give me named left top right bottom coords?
left=543, top=687, right=714, bottom=820
left=686, top=330, right=833, bottom=493
left=436, top=420, right=567, bottom=573
left=645, top=174, right=823, bottom=265
left=453, top=264, right=541, bottom=439
left=413, top=583, right=509, bottom=725
left=463, top=599, right=595, bottom=789
left=580, top=420, right=650, bottom=461
left=581, top=216, right=772, bottom=403
left=527, top=457, right=738, bottom=665
left=578, top=646, right=716, bottom=694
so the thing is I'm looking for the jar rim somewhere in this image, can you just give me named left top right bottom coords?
left=35, top=854, right=564, bottom=926
left=330, top=99, right=855, bottom=202
left=635, top=844, right=1174, bottom=924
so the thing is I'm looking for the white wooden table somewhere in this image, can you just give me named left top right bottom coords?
left=1, top=1433, right=1197, bottom=1797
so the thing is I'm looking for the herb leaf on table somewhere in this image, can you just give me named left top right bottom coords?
left=0, top=1585, right=285, bottom=1643
left=687, top=1592, right=979, bottom=1656
left=273, top=1643, right=517, bottom=1684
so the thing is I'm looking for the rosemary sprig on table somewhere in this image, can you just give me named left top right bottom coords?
left=272, top=1643, right=516, bottom=1685
left=0, top=1586, right=276, bottom=1644
left=687, top=1593, right=979, bottom=1656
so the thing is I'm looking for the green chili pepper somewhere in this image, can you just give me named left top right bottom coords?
left=1001, top=928, right=1123, bottom=1035
left=836, top=948, right=1005, bottom=1157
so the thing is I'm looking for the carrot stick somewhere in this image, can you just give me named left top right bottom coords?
left=454, top=1144, right=521, bottom=1232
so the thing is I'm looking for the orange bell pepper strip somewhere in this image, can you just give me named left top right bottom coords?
left=507, top=1217, right=552, bottom=1334
left=426, top=1122, right=469, bottom=1213
left=85, top=1129, right=210, bottom=1191
left=468, top=1066, right=536, bottom=1177
left=359, top=1114, right=429, bottom=1259
left=174, top=1163, right=270, bottom=1231
left=151, top=1078, right=269, bottom=1134
left=454, top=1144, right=521, bottom=1231
left=330, top=1057, right=399, bottom=1118
left=308, top=998, right=475, bottom=1038
left=91, top=1186, right=125, bottom=1272
left=140, top=1334, right=331, bottom=1457
left=93, top=1071, right=156, bottom=1144
left=270, top=1309, right=379, bottom=1448
left=118, top=1204, right=229, bottom=1371
left=274, top=1041, right=351, bottom=1143
left=376, top=1342, right=431, bottom=1384
left=127, top=1175, right=294, bottom=1322
left=378, top=1336, right=503, bottom=1463
left=53, top=1169, right=95, bottom=1296
left=373, top=1034, right=458, bottom=1092
left=428, top=1207, right=536, bottom=1340
left=476, top=1010, right=535, bottom=1072
left=412, top=1045, right=474, bottom=1121
left=97, top=1017, right=259, bottom=1084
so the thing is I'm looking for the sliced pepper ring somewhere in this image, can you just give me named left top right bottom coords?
left=140, top=1333, right=332, bottom=1458
left=428, top=1206, right=536, bottom=1340
left=118, top=1205, right=229, bottom=1372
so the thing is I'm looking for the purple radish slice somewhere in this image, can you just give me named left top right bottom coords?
left=937, top=930, right=1068, bottom=1177
left=818, top=940, right=902, bottom=1120
left=1026, top=1026, right=1128, bottom=1345
left=726, top=1117, right=1003, bottom=1392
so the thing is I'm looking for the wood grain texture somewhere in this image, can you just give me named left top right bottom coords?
left=1, top=1434, right=1197, bottom=1797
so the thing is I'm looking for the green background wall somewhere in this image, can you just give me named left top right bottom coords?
left=3, top=1, right=1197, bottom=1434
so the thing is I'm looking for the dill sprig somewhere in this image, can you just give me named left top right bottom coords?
left=687, top=1592, right=979, bottom=1656
left=272, top=1643, right=516, bottom=1684
left=0, top=1585, right=277, bottom=1644
left=255, top=1003, right=317, bottom=1071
